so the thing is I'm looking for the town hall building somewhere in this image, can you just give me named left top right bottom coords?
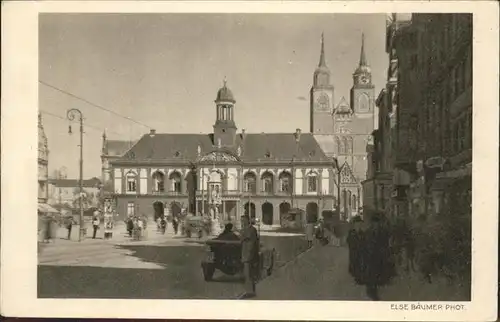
left=101, top=33, right=374, bottom=224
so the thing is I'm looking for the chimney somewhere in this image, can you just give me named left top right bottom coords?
left=294, top=128, right=302, bottom=142
left=149, top=129, right=156, bottom=137
left=241, top=129, right=246, bottom=140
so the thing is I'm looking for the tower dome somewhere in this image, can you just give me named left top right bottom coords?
left=215, top=79, right=235, bottom=103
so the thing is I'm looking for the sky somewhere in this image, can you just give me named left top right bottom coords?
left=39, top=13, right=389, bottom=180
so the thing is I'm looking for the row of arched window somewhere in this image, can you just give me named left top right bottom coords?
left=337, top=136, right=353, bottom=155
left=243, top=171, right=319, bottom=194
left=126, top=171, right=183, bottom=193
left=124, top=170, right=321, bottom=194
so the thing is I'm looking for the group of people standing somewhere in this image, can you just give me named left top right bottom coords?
left=126, top=215, right=147, bottom=240
left=155, top=215, right=180, bottom=235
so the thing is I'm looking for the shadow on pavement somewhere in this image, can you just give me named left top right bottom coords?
left=38, top=244, right=243, bottom=299
left=38, top=234, right=308, bottom=299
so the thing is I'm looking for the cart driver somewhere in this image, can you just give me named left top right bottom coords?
left=216, top=223, right=239, bottom=241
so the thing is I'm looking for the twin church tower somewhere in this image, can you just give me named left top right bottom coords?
left=311, top=33, right=375, bottom=188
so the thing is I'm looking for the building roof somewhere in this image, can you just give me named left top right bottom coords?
left=354, top=33, right=371, bottom=75
left=105, top=140, right=137, bottom=157
left=115, top=132, right=332, bottom=164
left=314, top=135, right=337, bottom=157
left=50, top=177, right=101, bottom=188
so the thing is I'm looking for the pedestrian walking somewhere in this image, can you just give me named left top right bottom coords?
left=160, top=217, right=167, bottom=234
left=127, top=217, right=134, bottom=237
left=44, top=216, right=53, bottom=243
left=346, top=215, right=366, bottom=284
left=66, top=216, right=74, bottom=240
left=305, top=221, right=315, bottom=248
left=240, top=215, right=259, bottom=299
left=172, top=216, right=179, bottom=235
left=137, top=217, right=144, bottom=240
left=92, top=216, right=100, bottom=239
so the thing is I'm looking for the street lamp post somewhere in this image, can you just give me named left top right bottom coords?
left=67, top=108, right=84, bottom=242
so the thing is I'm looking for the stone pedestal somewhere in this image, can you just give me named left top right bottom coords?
left=211, top=216, right=222, bottom=235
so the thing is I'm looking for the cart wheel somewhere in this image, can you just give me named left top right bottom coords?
left=202, top=264, right=215, bottom=281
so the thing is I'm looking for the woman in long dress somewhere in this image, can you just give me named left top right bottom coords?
left=305, top=222, right=315, bottom=248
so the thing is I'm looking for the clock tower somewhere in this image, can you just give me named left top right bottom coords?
left=310, top=33, right=334, bottom=134
left=350, top=33, right=375, bottom=116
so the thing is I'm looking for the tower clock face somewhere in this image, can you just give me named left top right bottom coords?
left=359, top=75, right=369, bottom=84
left=316, top=94, right=330, bottom=112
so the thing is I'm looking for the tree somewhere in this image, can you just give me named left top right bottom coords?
left=72, top=189, right=93, bottom=210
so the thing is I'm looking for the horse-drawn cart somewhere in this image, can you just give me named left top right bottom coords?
left=201, top=238, right=275, bottom=282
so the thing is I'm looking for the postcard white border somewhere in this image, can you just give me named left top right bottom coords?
left=1, top=1, right=498, bottom=321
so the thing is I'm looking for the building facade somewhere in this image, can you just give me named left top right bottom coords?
left=48, top=177, right=101, bottom=207
left=313, top=33, right=376, bottom=220
left=38, top=113, right=50, bottom=213
left=365, top=13, right=472, bottom=220
left=105, top=82, right=337, bottom=226
left=408, top=13, right=473, bottom=217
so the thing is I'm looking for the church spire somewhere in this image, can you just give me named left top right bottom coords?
left=318, top=32, right=327, bottom=67
left=359, top=33, right=367, bottom=66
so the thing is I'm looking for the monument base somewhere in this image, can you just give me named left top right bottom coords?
left=211, top=216, right=222, bottom=236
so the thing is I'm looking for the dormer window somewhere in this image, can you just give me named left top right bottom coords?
left=265, top=150, right=271, bottom=158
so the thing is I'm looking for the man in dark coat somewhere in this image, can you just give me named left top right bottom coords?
left=346, top=216, right=366, bottom=284
left=363, top=212, right=395, bottom=300
left=240, top=215, right=259, bottom=298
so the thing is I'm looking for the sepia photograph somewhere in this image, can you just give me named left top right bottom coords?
left=1, top=1, right=498, bottom=321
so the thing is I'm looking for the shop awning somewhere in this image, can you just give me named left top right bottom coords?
left=38, top=203, right=59, bottom=214
left=436, top=163, right=472, bottom=179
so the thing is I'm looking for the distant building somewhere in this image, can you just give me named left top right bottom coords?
left=312, top=33, right=376, bottom=220
left=48, top=177, right=101, bottom=208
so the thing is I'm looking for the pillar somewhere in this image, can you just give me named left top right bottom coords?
left=147, top=168, right=152, bottom=194
left=274, top=171, right=279, bottom=194
left=318, top=169, right=323, bottom=194
left=302, top=169, right=307, bottom=194
left=256, top=170, right=261, bottom=195
left=222, top=200, right=226, bottom=221
left=236, top=200, right=240, bottom=227
left=165, top=168, right=171, bottom=192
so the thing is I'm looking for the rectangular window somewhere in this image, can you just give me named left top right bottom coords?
left=127, top=177, right=136, bottom=192
left=127, top=202, right=135, bottom=216
left=307, top=176, right=317, bottom=192
left=173, top=181, right=181, bottom=193
left=245, top=180, right=256, bottom=193
left=263, top=179, right=273, bottom=193
left=280, top=178, right=291, bottom=193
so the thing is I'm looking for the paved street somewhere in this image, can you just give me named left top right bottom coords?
left=38, top=231, right=309, bottom=299
left=251, top=244, right=470, bottom=301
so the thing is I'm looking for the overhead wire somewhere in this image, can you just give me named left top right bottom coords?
left=39, top=80, right=152, bottom=129
left=39, top=110, right=122, bottom=136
